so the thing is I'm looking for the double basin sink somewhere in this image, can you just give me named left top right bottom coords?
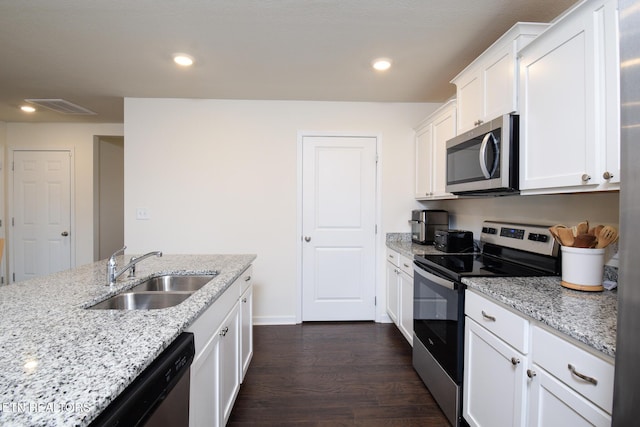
left=89, top=273, right=218, bottom=310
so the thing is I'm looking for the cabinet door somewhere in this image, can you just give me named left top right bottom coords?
left=528, top=365, right=611, bottom=427
left=483, top=48, right=515, bottom=120
left=431, top=105, right=457, bottom=198
left=219, top=303, right=241, bottom=426
left=240, top=284, right=253, bottom=382
left=189, top=331, right=221, bottom=427
left=463, top=318, right=527, bottom=427
left=385, top=261, right=399, bottom=324
left=398, top=269, right=413, bottom=345
left=519, top=15, right=595, bottom=191
left=519, top=0, right=619, bottom=193
left=456, top=70, right=483, bottom=134
left=415, top=124, right=434, bottom=199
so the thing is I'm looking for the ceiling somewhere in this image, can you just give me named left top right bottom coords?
left=0, top=0, right=578, bottom=123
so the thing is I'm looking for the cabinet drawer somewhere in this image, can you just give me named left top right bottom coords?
left=387, top=249, right=400, bottom=267
left=398, top=254, right=414, bottom=277
left=532, top=326, right=614, bottom=413
left=239, top=265, right=253, bottom=294
left=187, top=279, right=241, bottom=358
left=465, top=290, right=529, bottom=353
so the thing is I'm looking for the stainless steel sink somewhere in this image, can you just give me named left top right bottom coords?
left=131, top=273, right=217, bottom=292
left=89, top=291, right=193, bottom=310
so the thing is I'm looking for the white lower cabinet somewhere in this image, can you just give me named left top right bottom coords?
left=219, top=303, right=241, bottom=425
left=385, top=249, right=413, bottom=345
left=463, top=290, right=614, bottom=427
left=187, top=266, right=253, bottom=426
left=385, top=250, right=400, bottom=324
left=464, top=292, right=528, bottom=427
left=240, top=282, right=253, bottom=382
left=397, top=255, right=414, bottom=346
left=527, top=325, right=613, bottom=427
left=528, top=366, right=611, bottom=427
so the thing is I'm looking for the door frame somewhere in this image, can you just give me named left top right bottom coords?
left=8, top=147, right=76, bottom=283
left=296, top=131, right=382, bottom=323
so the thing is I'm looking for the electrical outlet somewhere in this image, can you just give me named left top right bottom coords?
left=136, top=208, right=151, bottom=220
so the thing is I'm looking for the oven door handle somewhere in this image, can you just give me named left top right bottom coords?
left=414, top=264, right=458, bottom=290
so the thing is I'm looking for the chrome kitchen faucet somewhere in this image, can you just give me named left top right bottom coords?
left=106, top=246, right=163, bottom=286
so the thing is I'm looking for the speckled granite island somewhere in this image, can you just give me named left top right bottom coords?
left=0, top=254, right=255, bottom=427
left=386, top=233, right=617, bottom=358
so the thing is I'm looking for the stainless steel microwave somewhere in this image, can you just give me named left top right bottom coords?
left=445, top=114, right=519, bottom=195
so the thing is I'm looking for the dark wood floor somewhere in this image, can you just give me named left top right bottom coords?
left=227, top=322, right=450, bottom=426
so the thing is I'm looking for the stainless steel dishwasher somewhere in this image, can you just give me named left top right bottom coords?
left=90, top=332, right=195, bottom=427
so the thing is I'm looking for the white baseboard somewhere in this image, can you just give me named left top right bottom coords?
left=253, top=315, right=298, bottom=325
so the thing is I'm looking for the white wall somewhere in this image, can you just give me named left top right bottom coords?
left=124, top=98, right=439, bottom=324
left=5, top=123, right=124, bottom=268
left=421, top=191, right=620, bottom=264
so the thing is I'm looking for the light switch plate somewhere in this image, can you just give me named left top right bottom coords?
left=136, top=208, right=150, bottom=220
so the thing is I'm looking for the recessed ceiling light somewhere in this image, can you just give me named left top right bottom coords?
left=372, top=58, right=392, bottom=71
left=173, top=53, right=194, bottom=67
left=20, top=105, right=36, bottom=113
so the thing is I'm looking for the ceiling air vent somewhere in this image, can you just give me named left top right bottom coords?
left=24, top=98, right=97, bottom=115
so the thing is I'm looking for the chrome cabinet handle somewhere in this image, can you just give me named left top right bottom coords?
left=61, top=231, right=69, bottom=236
left=568, top=364, right=598, bottom=385
left=474, top=120, right=484, bottom=126
left=481, top=310, right=496, bottom=321
left=581, top=173, right=592, bottom=182
left=403, top=263, right=410, bottom=268
left=304, top=236, right=311, bottom=242
left=511, top=357, right=520, bottom=366
left=245, top=275, right=251, bottom=282
left=527, top=369, right=536, bottom=378
left=242, top=298, right=247, bottom=303
left=603, top=171, right=614, bottom=180
left=220, top=326, right=229, bottom=337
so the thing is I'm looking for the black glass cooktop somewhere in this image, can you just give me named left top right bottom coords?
left=415, top=251, right=558, bottom=282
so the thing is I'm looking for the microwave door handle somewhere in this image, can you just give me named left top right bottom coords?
left=479, top=132, right=499, bottom=178
left=414, top=265, right=457, bottom=290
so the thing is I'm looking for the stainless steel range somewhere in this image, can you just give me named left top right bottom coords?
left=412, top=221, right=560, bottom=426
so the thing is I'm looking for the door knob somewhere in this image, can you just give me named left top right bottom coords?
left=304, top=236, right=311, bottom=242
left=61, top=231, right=69, bottom=236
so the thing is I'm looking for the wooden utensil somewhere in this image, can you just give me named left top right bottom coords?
left=548, top=225, right=567, bottom=245
left=573, top=234, right=597, bottom=248
left=595, top=226, right=618, bottom=249
left=576, top=221, right=589, bottom=236
left=557, top=227, right=575, bottom=247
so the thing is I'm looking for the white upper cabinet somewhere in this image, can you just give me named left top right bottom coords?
left=452, top=23, right=549, bottom=134
left=518, top=0, right=620, bottom=194
left=415, top=99, right=457, bottom=200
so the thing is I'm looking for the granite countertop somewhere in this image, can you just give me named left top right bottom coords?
left=0, top=254, right=256, bottom=427
left=385, top=233, right=444, bottom=258
left=385, top=233, right=617, bottom=359
left=463, top=276, right=617, bottom=359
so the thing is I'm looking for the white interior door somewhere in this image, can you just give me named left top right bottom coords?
left=301, top=135, right=377, bottom=321
left=12, top=150, right=72, bottom=282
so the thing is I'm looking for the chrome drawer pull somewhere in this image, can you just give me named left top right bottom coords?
left=510, top=357, right=520, bottom=366
left=568, top=364, right=598, bottom=385
left=527, top=369, right=536, bottom=378
left=481, top=310, right=496, bottom=321
left=245, top=275, right=251, bottom=281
